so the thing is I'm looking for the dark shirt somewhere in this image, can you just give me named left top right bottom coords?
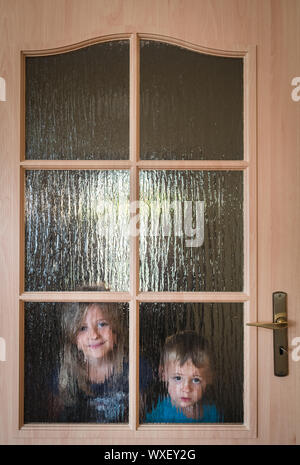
left=55, top=362, right=129, bottom=423
left=50, top=356, right=153, bottom=423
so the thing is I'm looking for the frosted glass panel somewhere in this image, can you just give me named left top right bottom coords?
left=24, top=302, right=129, bottom=423
left=140, top=303, right=243, bottom=424
left=139, top=170, right=243, bottom=291
left=26, top=41, right=129, bottom=160
left=140, top=40, right=243, bottom=160
left=25, top=170, right=130, bottom=291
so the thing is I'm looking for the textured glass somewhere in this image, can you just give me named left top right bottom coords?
left=139, top=303, right=243, bottom=424
left=26, top=41, right=129, bottom=160
left=140, top=40, right=243, bottom=160
left=139, top=170, right=243, bottom=292
left=25, top=170, right=130, bottom=291
left=24, top=302, right=129, bottom=423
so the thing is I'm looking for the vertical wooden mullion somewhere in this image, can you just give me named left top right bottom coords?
left=129, top=33, right=140, bottom=430
left=244, top=46, right=257, bottom=435
left=19, top=167, right=25, bottom=431
left=19, top=301, right=25, bottom=429
left=19, top=168, right=25, bottom=296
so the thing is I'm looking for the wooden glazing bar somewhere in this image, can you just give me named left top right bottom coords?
left=20, top=160, right=249, bottom=172
left=137, top=292, right=250, bottom=302
left=137, top=160, right=249, bottom=170
left=19, top=292, right=131, bottom=302
left=129, top=32, right=140, bottom=431
left=20, top=160, right=133, bottom=170
left=19, top=302, right=25, bottom=428
left=20, top=292, right=250, bottom=303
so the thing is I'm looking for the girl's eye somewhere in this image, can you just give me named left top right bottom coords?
left=192, top=377, right=201, bottom=384
left=98, top=321, right=108, bottom=328
left=172, top=376, right=182, bottom=382
left=79, top=326, right=87, bottom=332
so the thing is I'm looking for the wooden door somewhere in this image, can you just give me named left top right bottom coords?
left=0, top=0, right=299, bottom=445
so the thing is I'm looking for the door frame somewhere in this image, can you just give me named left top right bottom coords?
left=17, top=31, right=257, bottom=443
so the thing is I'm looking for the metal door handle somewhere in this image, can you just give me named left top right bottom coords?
left=246, top=292, right=289, bottom=376
left=246, top=314, right=288, bottom=330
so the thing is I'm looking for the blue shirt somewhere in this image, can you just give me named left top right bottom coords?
left=145, top=396, right=221, bottom=423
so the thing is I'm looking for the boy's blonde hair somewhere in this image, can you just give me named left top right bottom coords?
left=160, top=330, right=213, bottom=383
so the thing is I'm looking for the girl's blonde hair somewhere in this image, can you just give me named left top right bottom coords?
left=58, top=283, right=128, bottom=404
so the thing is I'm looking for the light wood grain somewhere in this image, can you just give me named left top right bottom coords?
left=256, top=0, right=300, bottom=445
left=20, top=160, right=249, bottom=170
left=136, top=292, right=250, bottom=302
left=19, top=292, right=132, bottom=302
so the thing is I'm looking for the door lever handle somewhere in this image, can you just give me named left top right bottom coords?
left=247, top=292, right=288, bottom=376
left=246, top=314, right=288, bottom=330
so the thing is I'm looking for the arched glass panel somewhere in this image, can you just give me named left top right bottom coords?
left=25, top=40, right=129, bottom=160
left=140, top=40, right=243, bottom=160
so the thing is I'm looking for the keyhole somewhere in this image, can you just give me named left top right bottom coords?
left=279, top=346, right=287, bottom=355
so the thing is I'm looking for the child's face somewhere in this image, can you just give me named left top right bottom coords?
left=76, top=304, right=115, bottom=362
left=164, top=358, right=210, bottom=410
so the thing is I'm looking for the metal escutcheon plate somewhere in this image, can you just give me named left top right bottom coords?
left=273, top=292, right=288, bottom=376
